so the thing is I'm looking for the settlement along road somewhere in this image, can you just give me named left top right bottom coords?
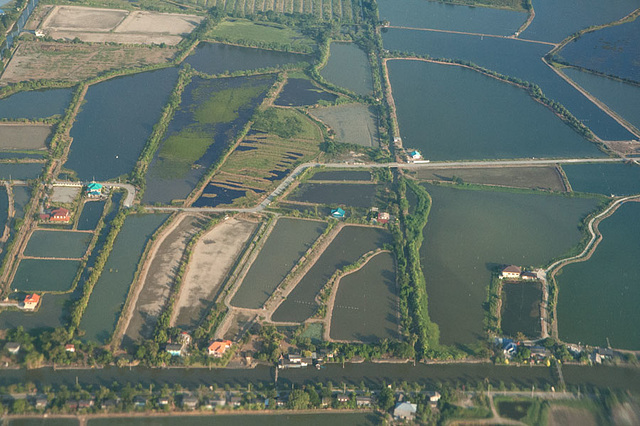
left=146, top=157, right=627, bottom=213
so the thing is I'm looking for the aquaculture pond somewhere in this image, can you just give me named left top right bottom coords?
left=79, top=214, right=169, bottom=344
left=88, top=413, right=381, bottom=426
left=320, top=43, right=373, bottom=96
left=519, top=0, right=638, bottom=43
left=388, top=60, right=601, bottom=160
left=309, top=170, right=371, bottom=181
left=231, top=218, right=326, bottom=309
left=13, top=185, right=31, bottom=219
left=144, top=74, right=274, bottom=204
left=310, top=104, right=379, bottom=147
left=377, top=0, right=526, bottom=35
left=8, top=418, right=79, bottom=426
left=76, top=200, right=106, bottom=231
left=11, top=259, right=81, bottom=292
left=563, top=68, right=640, bottom=131
left=0, top=186, right=7, bottom=230
left=558, top=18, right=640, bottom=83
left=274, top=78, right=337, bottom=107
left=0, top=163, right=43, bottom=180
left=419, top=184, right=600, bottom=348
left=288, top=183, right=379, bottom=208
left=24, top=230, right=92, bottom=258
left=563, top=163, right=640, bottom=196
left=501, top=282, right=542, bottom=338
left=382, top=28, right=634, bottom=142
left=184, top=42, right=310, bottom=75
left=557, top=202, right=640, bottom=350
left=330, top=251, right=397, bottom=343
left=0, top=87, right=72, bottom=119
left=66, top=67, right=180, bottom=181
left=272, top=226, right=391, bottom=323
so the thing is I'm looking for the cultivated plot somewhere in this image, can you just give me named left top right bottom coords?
left=0, top=124, right=51, bottom=151
left=172, top=218, right=257, bottom=329
left=330, top=251, right=397, bottom=342
left=231, top=218, right=326, bottom=309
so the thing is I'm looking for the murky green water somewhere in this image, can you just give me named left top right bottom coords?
left=330, top=251, right=397, bottom=342
left=382, top=28, right=633, bottom=142
left=563, top=68, right=640, bottom=131
left=66, top=68, right=180, bottom=181
left=501, top=281, right=542, bottom=338
left=231, top=218, right=326, bottom=309
left=8, top=419, right=79, bottom=426
left=420, top=184, right=600, bottom=348
left=184, top=42, right=310, bottom=75
left=11, top=259, right=81, bottom=292
left=388, top=60, right=601, bottom=160
left=79, top=214, right=169, bottom=344
left=309, top=170, right=371, bottom=181
left=272, top=226, right=391, bottom=323
left=88, top=413, right=380, bottom=426
left=24, top=230, right=92, bottom=258
left=320, top=43, right=373, bottom=96
left=288, top=183, right=379, bottom=208
left=563, top=163, right=640, bottom=196
left=0, top=88, right=72, bottom=120
left=557, top=202, right=640, bottom=349
left=77, top=201, right=106, bottom=231
left=520, top=0, right=638, bottom=43
left=377, top=0, right=526, bottom=35
left=13, top=185, right=32, bottom=220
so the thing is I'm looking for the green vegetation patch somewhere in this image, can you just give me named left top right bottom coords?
left=193, top=85, right=266, bottom=124
left=252, top=107, right=322, bottom=140
left=206, top=19, right=315, bottom=53
left=156, top=130, right=212, bottom=178
left=435, top=0, right=529, bottom=12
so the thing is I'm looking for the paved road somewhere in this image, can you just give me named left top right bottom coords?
left=146, top=158, right=627, bottom=213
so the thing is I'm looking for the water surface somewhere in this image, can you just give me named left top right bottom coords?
left=501, top=281, right=542, bottom=338
left=275, top=78, right=337, bottom=106
left=557, top=202, right=640, bottom=350
left=24, top=230, right=92, bottom=258
left=11, top=259, right=81, bottom=292
left=320, top=43, right=373, bottom=96
left=77, top=201, right=106, bottom=231
left=288, top=183, right=379, bottom=208
left=563, top=163, right=640, bottom=196
left=0, top=88, right=72, bottom=119
left=66, top=67, right=179, bottom=181
left=0, top=163, right=43, bottom=180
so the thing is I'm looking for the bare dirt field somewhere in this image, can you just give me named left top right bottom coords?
left=547, top=406, right=597, bottom=426
left=36, top=6, right=203, bottom=45
left=412, top=166, right=567, bottom=192
left=171, top=218, right=258, bottom=329
left=0, top=124, right=52, bottom=150
left=122, top=214, right=203, bottom=347
left=2, top=42, right=176, bottom=83
left=51, top=186, right=80, bottom=204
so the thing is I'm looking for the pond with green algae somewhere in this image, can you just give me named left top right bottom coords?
left=231, top=218, right=326, bottom=309
left=501, top=281, right=542, bottom=338
left=563, top=163, right=640, bottom=196
left=11, top=259, right=81, bottom=292
left=557, top=202, right=640, bottom=350
left=320, top=43, right=373, bottom=96
left=66, top=67, right=180, bottom=181
left=79, top=214, right=169, bottom=344
left=419, top=183, right=600, bottom=348
left=382, top=28, right=634, bottom=142
left=387, top=59, right=603, bottom=160
left=330, top=251, right=398, bottom=343
left=288, top=183, right=379, bottom=208
left=272, top=226, right=391, bottom=323
left=24, top=230, right=92, bottom=258
left=143, top=74, right=274, bottom=204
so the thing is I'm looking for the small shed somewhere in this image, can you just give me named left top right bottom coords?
left=330, top=207, right=345, bottom=219
left=394, top=401, right=417, bottom=420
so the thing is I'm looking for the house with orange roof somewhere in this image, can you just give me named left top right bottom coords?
left=23, top=293, right=41, bottom=311
left=208, top=340, right=232, bottom=357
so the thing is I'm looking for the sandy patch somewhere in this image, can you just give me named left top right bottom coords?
left=172, top=218, right=257, bottom=329
left=547, top=406, right=597, bottom=426
left=43, top=31, right=184, bottom=46
left=41, top=6, right=128, bottom=32
left=0, top=124, right=52, bottom=150
left=51, top=186, right=80, bottom=204
left=114, top=11, right=202, bottom=35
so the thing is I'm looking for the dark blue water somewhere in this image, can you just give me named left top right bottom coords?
left=382, top=28, right=635, bottom=141
left=275, top=78, right=337, bottom=106
left=377, top=0, right=526, bottom=35
left=0, top=88, right=72, bottom=119
left=66, top=67, right=180, bottom=181
left=0, top=163, right=43, bottom=180
left=558, top=18, right=640, bottom=83
left=184, top=42, right=310, bottom=75
left=192, top=184, right=247, bottom=207
left=521, top=0, right=638, bottom=43
left=563, top=163, right=640, bottom=196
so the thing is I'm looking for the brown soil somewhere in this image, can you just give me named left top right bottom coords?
left=0, top=124, right=52, bottom=150
left=547, top=406, right=597, bottom=426
left=2, top=42, right=176, bottom=83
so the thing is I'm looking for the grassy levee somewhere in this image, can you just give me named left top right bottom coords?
left=398, top=178, right=441, bottom=359
left=485, top=274, right=503, bottom=336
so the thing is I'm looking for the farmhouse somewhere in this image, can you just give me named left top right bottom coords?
left=65, top=344, right=76, bottom=353
left=23, top=293, right=41, bottom=310
left=41, top=207, right=71, bottom=223
left=500, top=265, right=522, bottom=279
left=330, top=207, right=345, bottom=219
left=377, top=211, right=390, bottom=224
left=86, top=182, right=103, bottom=198
left=394, top=401, right=418, bottom=420
left=521, top=271, right=538, bottom=280
left=208, top=340, right=232, bottom=357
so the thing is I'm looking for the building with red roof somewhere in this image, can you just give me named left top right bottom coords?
left=208, top=340, right=232, bottom=357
